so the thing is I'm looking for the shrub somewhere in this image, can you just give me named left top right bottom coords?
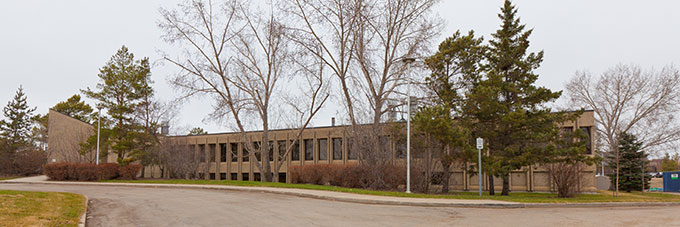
left=290, top=163, right=405, bottom=190
left=97, top=163, right=119, bottom=180
left=44, top=163, right=140, bottom=181
left=118, top=164, right=142, bottom=180
left=43, top=162, right=69, bottom=181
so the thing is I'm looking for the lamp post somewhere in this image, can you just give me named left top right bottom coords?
left=476, top=137, right=483, bottom=197
left=402, top=57, right=416, bottom=194
left=96, top=107, right=101, bottom=165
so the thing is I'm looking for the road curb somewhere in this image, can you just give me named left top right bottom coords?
left=3, top=180, right=680, bottom=209
left=79, top=195, right=88, bottom=227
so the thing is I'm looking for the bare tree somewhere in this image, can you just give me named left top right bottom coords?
left=160, top=0, right=328, bottom=182
left=565, top=64, right=680, bottom=196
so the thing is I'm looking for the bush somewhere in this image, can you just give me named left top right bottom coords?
left=290, top=163, right=405, bottom=190
left=97, top=163, right=119, bottom=180
left=43, top=163, right=140, bottom=181
left=0, top=150, right=46, bottom=176
left=118, top=164, right=142, bottom=180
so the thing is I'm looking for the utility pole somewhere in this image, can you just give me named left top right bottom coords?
left=402, top=57, right=416, bottom=194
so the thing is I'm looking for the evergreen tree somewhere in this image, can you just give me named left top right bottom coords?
left=607, top=133, right=649, bottom=192
left=82, top=46, right=153, bottom=164
left=661, top=153, right=679, bottom=172
left=0, top=86, right=37, bottom=153
left=51, top=94, right=95, bottom=123
left=188, top=127, right=208, bottom=135
left=463, top=0, right=563, bottom=195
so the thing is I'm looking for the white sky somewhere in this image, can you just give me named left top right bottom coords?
left=1, top=0, right=679, bottom=134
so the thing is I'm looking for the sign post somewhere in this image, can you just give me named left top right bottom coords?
left=476, top=137, right=483, bottom=197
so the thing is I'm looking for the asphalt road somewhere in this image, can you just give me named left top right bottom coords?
left=1, top=183, right=678, bottom=227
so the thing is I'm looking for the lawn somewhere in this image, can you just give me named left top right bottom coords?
left=0, top=190, right=86, bottom=227
left=102, top=179, right=680, bottom=203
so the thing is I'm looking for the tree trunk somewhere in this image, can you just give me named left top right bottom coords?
left=488, top=174, right=495, bottom=195
left=441, top=161, right=452, bottom=194
left=501, top=174, right=510, bottom=196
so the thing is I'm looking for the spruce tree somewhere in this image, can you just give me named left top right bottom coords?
left=607, top=133, right=650, bottom=192
left=463, top=0, right=563, bottom=195
left=0, top=86, right=37, bottom=153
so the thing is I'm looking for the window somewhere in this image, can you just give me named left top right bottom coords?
left=379, top=136, right=390, bottom=153
left=332, top=138, right=342, bottom=160
left=242, top=173, right=249, bottom=181
left=231, top=173, right=237, bottom=180
left=580, top=127, right=592, bottom=154
left=253, top=142, right=261, bottom=161
left=220, top=143, right=227, bottom=162
left=268, top=141, right=274, bottom=161
left=254, top=173, right=261, bottom=181
left=209, top=173, right=216, bottom=180
left=304, top=139, right=314, bottom=160
left=278, top=173, right=287, bottom=183
left=230, top=143, right=238, bottom=162
left=242, top=143, right=249, bottom=162
left=189, top=145, right=196, bottom=161
left=199, top=144, right=206, bottom=163
left=277, top=141, right=287, bottom=161
left=220, top=173, right=227, bottom=180
left=209, top=144, right=216, bottom=162
left=395, top=139, right=406, bottom=159
left=291, top=141, right=300, bottom=161
left=348, top=139, right=357, bottom=160
left=318, top=138, right=328, bottom=160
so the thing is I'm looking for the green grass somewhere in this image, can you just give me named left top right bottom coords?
left=0, top=177, right=19, bottom=181
left=0, top=190, right=86, bottom=227
left=101, top=179, right=680, bottom=203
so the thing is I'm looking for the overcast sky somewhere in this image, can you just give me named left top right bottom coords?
left=1, top=0, right=679, bottom=134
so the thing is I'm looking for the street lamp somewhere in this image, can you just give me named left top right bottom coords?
left=96, top=106, right=101, bottom=165
left=402, top=57, right=416, bottom=194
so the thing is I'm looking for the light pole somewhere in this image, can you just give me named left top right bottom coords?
left=476, top=137, right=484, bottom=197
left=402, top=57, right=416, bottom=194
left=96, top=107, right=101, bottom=165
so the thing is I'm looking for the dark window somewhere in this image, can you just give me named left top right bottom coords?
left=277, top=141, right=287, bottom=161
left=254, top=173, right=261, bottom=181
left=242, top=173, right=249, bottom=181
left=220, top=173, right=227, bottom=180
left=332, top=138, right=342, bottom=160
left=189, top=145, right=196, bottom=161
left=199, top=144, right=206, bottom=162
left=242, top=143, right=249, bottom=162
left=318, top=138, right=328, bottom=160
left=396, top=139, right=406, bottom=159
left=268, top=141, right=274, bottom=162
left=431, top=172, right=445, bottom=185
left=580, top=127, right=592, bottom=154
left=253, top=142, right=261, bottom=161
left=199, top=173, right=204, bottom=179
left=220, top=143, right=227, bottom=162
left=230, top=143, right=238, bottom=162
left=231, top=173, right=237, bottom=180
left=291, top=141, right=300, bottom=161
left=209, top=144, right=216, bottom=162
left=278, top=173, right=287, bottom=183
left=347, top=139, right=357, bottom=160
left=304, top=139, right=314, bottom=160
left=379, top=136, right=390, bottom=153
left=209, top=173, right=216, bottom=180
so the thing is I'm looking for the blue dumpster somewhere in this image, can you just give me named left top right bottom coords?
left=663, top=171, right=680, bottom=192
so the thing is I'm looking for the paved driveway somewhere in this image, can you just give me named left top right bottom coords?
left=0, top=183, right=678, bottom=227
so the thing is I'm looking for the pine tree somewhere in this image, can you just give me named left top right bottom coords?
left=82, top=46, right=153, bottom=164
left=607, top=133, right=650, bottom=192
left=0, top=86, right=37, bottom=153
left=463, top=0, right=563, bottom=195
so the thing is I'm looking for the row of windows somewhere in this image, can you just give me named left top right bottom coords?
left=191, top=138, right=366, bottom=163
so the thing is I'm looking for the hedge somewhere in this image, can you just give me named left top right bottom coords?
left=43, top=163, right=141, bottom=181
left=289, top=163, right=405, bottom=190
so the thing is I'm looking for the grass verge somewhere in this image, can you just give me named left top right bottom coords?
left=0, top=190, right=85, bottom=227
left=101, top=179, right=680, bottom=203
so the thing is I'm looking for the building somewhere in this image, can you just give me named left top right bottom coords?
left=46, top=109, right=95, bottom=163
left=49, top=108, right=597, bottom=192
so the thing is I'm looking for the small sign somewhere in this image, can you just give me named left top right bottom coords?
left=476, top=137, right=483, bottom=150
left=672, top=173, right=679, bottom=180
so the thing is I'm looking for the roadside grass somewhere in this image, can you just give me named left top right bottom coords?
left=0, top=176, right=19, bottom=181
left=0, top=190, right=85, bottom=227
left=101, top=179, right=680, bottom=203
